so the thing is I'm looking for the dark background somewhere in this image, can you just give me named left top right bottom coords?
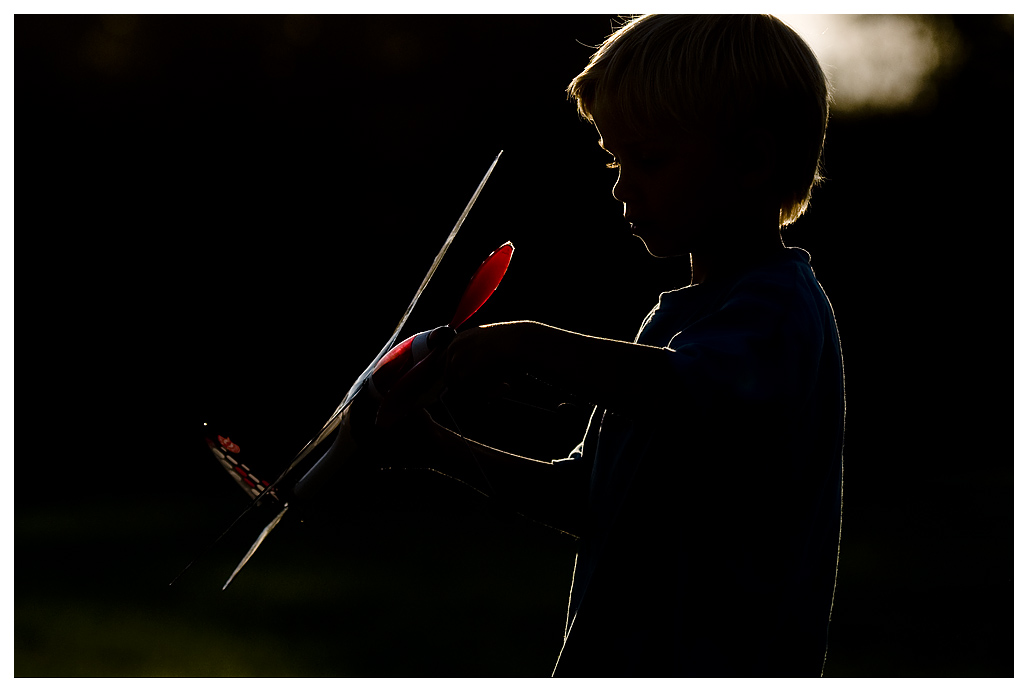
left=15, top=15, right=1012, bottom=677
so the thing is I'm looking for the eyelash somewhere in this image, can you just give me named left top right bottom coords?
left=606, top=161, right=620, bottom=170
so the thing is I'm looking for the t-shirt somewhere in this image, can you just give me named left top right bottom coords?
left=551, top=247, right=845, bottom=677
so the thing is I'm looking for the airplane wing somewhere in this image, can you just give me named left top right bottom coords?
left=171, top=151, right=504, bottom=589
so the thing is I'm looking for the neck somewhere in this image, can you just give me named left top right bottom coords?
left=690, top=231, right=785, bottom=285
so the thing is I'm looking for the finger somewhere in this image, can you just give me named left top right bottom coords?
left=442, top=328, right=476, bottom=387
left=376, top=345, right=448, bottom=429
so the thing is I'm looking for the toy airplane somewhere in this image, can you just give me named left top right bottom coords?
left=175, top=152, right=510, bottom=590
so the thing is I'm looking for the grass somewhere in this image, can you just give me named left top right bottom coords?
left=16, top=466, right=1012, bottom=677
left=15, top=489, right=575, bottom=677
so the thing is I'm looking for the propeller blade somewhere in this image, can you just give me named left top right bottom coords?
left=449, top=242, right=514, bottom=329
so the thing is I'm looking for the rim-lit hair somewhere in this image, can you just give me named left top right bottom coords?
left=567, top=14, right=831, bottom=227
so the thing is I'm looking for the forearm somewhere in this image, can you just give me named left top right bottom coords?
left=452, top=321, right=677, bottom=418
left=379, top=414, right=588, bottom=535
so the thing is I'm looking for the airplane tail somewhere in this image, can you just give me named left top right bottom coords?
left=170, top=423, right=315, bottom=588
left=203, top=427, right=278, bottom=504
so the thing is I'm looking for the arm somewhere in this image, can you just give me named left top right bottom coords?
left=371, top=406, right=590, bottom=535
left=368, top=320, right=667, bottom=532
left=443, top=320, right=678, bottom=419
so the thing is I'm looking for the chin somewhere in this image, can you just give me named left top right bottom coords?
left=637, top=234, right=687, bottom=259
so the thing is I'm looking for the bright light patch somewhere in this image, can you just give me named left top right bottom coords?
left=780, top=15, right=962, bottom=114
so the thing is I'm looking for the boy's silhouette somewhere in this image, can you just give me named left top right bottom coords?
left=371, top=15, right=844, bottom=677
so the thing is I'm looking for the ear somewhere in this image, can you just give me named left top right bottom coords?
left=734, top=127, right=776, bottom=191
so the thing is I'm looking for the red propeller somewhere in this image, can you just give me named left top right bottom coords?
left=448, top=241, right=514, bottom=329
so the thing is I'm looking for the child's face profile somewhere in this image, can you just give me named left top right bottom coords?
left=592, top=105, right=733, bottom=259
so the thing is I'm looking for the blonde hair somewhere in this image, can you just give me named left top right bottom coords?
left=567, top=15, right=831, bottom=227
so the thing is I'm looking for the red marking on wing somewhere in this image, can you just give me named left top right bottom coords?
left=234, top=467, right=256, bottom=487
left=218, top=435, right=241, bottom=454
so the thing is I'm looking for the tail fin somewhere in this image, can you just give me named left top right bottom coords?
left=204, top=425, right=277, bottom=503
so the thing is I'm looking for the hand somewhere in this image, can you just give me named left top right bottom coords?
left=374, top=326, right=454, bottom=431
left=442, top=321, right=538, bottom=399
left=351, top=404, right=443, bottom=475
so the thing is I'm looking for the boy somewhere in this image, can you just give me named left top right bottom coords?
left=375, top=15, right=844, bottom=677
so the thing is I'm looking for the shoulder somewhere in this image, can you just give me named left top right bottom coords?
left=721, top=248, right=833, bottom=327
left=640, top=248, right=836, bottom=351
left=727, top=248, right=816, bottom=296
